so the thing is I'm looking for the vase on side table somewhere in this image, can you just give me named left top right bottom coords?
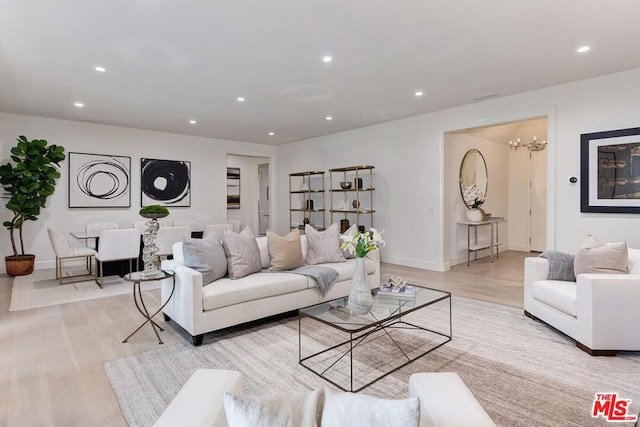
left=465, top=208, right=484, bottom=222
left=347, top=257, right=373, bottom=315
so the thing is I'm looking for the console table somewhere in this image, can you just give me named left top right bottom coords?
left=458, top=218, right=507, bottom=266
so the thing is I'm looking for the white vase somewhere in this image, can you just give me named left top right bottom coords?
left=466, top=208, right=484, bottom=222
left=347, top=257, right=373, bottom=314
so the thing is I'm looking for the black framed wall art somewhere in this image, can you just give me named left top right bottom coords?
left=141, top=158, right=191, bottom=207
left=580, top=127, right=640, bottom=213
left=227, top=167, right=240, bottom=209
left=68, top=152, right=131, bottom=208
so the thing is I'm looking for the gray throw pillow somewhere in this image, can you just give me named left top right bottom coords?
left=222, top=227, right=262, bottom=279
left=305, top=223, right=346, bottom=265
left=539, top=251, right=576, bottom=282
left=322, top=388, right=420, bottom=427
left=182, top=235, right=227, bottom=285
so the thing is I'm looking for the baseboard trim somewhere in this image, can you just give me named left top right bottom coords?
left=576, top=341, right=616, bottom=357
left=381, top=255, right=447, bottom=272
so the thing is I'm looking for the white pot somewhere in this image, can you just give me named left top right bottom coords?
left=466, top=208, right=483, bottom=222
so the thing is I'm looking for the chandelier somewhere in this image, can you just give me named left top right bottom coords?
left=509, top=136, right=547, bottom=151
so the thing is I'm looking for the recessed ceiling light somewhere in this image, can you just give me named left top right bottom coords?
left=94, top=66, right=106, bottom=72
left=268, top=132, right=275, bottom=136
left=577, top=46, right=591, bottom=53
left=74, top=102, right=84, bottom=108
left=325, top=116, right=333, bottom=121
left=414, top=91, right=424, bottom=97
left=322, top=56, right=333, bottom=63
left=189, top=120, right=197, bottom=124
left=237, top=97, right=245, bottom=102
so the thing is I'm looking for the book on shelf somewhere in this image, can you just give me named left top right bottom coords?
left=377, top=284, right=417, bottom=300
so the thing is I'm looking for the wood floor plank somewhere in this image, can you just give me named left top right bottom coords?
left=0, top=250, right=529, bottom=425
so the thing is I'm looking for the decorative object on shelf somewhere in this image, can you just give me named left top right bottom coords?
left=509, top=136, right=547, bottom=151
left=352, top=199, right=360, bottom=209
left=306, top=199, right=314, bottom=210
left=303, top=217, right=310, bottom=225
left=340, top=181, right=352, bottom=189
left=466, top=208, right=484, bottom=222
left=68, top=152, right=131, bottom=208
left=0, top=135, right=65, bottom=276
left=378, top=278, right=416, bottom=300
left=340, top=219, right=350, bottom=233
left=290, top=171, right=326, bottom=232
left=354, top=177, right=363, bottom=189
left=337, top=199, right=347, bottom=210
left=340, top=228, right=385, bottom=314
left=385, top=276, right=407, bottom=289
left=462, top=183, right=486, bottom=222
left=141, top=158, right=191, bottom=207
left=139, top=205, right=169, bottom=273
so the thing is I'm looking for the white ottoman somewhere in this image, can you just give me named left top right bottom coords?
left=409, top=372, right=495, bottom=427
left=153, top=369, right=242, bottom=427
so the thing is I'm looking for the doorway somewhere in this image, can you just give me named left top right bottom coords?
left=226, top=154, right=271, bottom=235
left=446, top=117, right=548, bottom=267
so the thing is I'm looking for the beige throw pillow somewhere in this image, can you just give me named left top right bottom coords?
left=574, top=235, right=628, bottom=276
left=305, top=223, right=346, bottom=265
left=267, top=229, right=304, bottom=271
left=222, top=227, right=262, bottom=279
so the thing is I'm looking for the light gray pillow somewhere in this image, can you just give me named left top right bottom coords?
left=574, top=235, right=628, bottom=276
left=322, top=388, right=420, bottom=427
left=222, top=227, right=262, bottom=279
left=182, top=235, right=227, bottom=285
left=340, top=224, right=358, bottom=259
left=224, top=388, right=324, bottom=427
left=305, top=223, right=346, bottom=265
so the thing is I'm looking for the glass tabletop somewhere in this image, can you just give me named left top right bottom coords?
left=299, top=285, right=450, bottom=333
left=69, top=231, right=99, bottom=239
left=124, top=270, right=174, bottom=282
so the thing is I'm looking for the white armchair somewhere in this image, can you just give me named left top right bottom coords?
left=524, top=255, right=640, bottom=356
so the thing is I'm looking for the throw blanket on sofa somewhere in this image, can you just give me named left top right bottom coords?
left=539, top=251, right=576, bottom=282
left=282, top=265, right=339, bottom=297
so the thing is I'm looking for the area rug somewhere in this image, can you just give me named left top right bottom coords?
left=104, top=296, right=640, bottom=427
left=9, top=268, right=160, bottom=311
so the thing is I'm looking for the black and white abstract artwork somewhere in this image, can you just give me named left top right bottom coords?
left=141, top=158, right=191, bottom=207
left=68, top=152, right=131, bottom=208
left=227, top=167, right=240, bottom=209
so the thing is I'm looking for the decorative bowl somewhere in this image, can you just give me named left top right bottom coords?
left=340, top=181, right=352, bottom=189
left=140, top=213, right=169, bottom=219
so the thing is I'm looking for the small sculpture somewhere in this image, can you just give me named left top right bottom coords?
left=386, top=276, right=407, bottom=290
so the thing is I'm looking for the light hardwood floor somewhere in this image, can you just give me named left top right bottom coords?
left=0, top=250, right=530, bottom=426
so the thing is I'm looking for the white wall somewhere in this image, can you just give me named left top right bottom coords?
left=0, top=113, right=277, bottom=272
left=277, top=67, right=640, bottom=271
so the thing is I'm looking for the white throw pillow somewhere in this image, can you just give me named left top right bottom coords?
left=627, top=247, right=640, bottom=274
left=305, top=223, right=346, bottom=265
left=573, top=235, right=628, bottom=276
left=321, top=388, right=420, bottom=427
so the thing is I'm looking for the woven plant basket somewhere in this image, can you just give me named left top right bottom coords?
left=5, top=254, right=35, bottom=276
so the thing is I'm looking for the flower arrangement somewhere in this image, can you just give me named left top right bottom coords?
left=462, top=184, right=485, bottom=208
left=340, top=228, right=385, bottom=258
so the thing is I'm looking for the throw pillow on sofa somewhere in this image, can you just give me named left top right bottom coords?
left=222, top=227, right=262, bottom=279
left=182, top=234, right=227, bottom=285
left=305, top=223, right=346, bottom=265
left=266, top=229, right=304, bottom=271
left=539, top=251, right=576, bottom=281
left=574, top=234, right=628, bottom=276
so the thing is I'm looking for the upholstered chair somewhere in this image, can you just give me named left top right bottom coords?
left=156, top=226, right=191, bottom=263
left=85, top=221, right=118, bottom=250
left=95, top=228, right=141, bottom=288
left=173, top=219, right=198, bottom=231
left=47, top=227, right=97, bottom=285
left=203, top=224, right=233, bottom=240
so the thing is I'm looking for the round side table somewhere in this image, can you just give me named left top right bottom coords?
left=122, top=270, right=175, bottom=344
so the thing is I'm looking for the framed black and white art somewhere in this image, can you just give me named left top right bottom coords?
left=68, top=152, right=131, bottom=208
left=141, top=158, right=191, bottom=207
left=227, top=167, right=240, bottom=209
left=580, top=127, right=640, bottom=213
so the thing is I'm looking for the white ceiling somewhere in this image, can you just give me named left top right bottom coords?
left=1, top=1, right=640, bottom=145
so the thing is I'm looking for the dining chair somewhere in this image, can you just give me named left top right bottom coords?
left=85, top=221, right=119, bottom=250
left=203, top=224, right=233, bottom=240
left=95, top=228, right=141, bottom=288
left=155, top=226, right=191, bottom=263
left=173, top=219, right=198, bottom=231
left=47, top=227, right=97, bottom=285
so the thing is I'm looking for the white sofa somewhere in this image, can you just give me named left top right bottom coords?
left=160, top=235, right=380, bottom=345
left=524, top=256, right=640, bottom=355
left=153, top=369, right=495, bottom=427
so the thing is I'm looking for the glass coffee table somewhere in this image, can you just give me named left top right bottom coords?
left=298, top=285, right=451, bottom=392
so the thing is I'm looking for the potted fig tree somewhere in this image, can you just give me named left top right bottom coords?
left=0, top=136, right=65, bottom=276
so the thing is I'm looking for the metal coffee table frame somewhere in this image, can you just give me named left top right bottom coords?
left=298, top=285, right=451, bottom=392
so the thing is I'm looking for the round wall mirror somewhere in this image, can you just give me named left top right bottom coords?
left=459, top=149, right=488, bottom=208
